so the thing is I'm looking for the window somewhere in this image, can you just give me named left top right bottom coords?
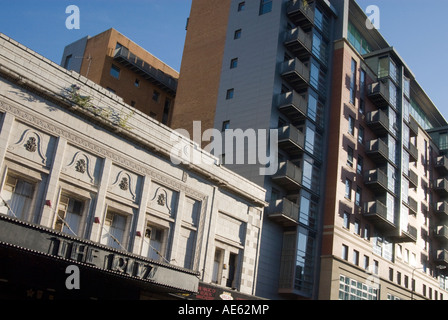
left=343, top=212, right=350, bottom=229
left=259, top=0, right=272, bottom=15
left=234, top=29, right=242, bottom=39
left=238, top=2, right=245, bottom=11
left=363, top=224, right=370, bottom=240
left=348, top=116, right=355, bottom=135
left=106, top=87, right=115, bottom=93
left=347, top=146, right=354, bottom=167
left=153, top=90, right=160, bottom=102
left=355, top=186, right=362, bottom=206
left=101, top=211, right=127, bottom=250
left=389, top=268, right=394, bottom=281
left=363, top=255, right=369, bottom=270
left=0, top=175, right=35, bottom=220
left=134, top=79, right=140, bottom=87
left=357, top=156, right=363, bottom=175
left=162, top=99, right=171, bottom=125
left=230, top=58, right=238, bottom=69
left=110, top=64, right=120, bottom=79
left=226, top=89, right=234, bottom=100
left=143, top=223, right=166, bottom=261
left=345, top=179, right=352, bottom=200
left=358, top=126, right=364, bottom=144
left=350, top=59, right=357, bottom=104
left=339, top=275, right=378, bottom=300
left=354, top=220, right=361, bottom=236
left=353, top=250, right=359, bottom=266
left=222, top=120, right=230, bottom=131
left=342, top=244, right=349, bottom=261
left=212, top=248, right=224, bottom=284
left=64, top=54, right=72, bottom=69
left=226, top=253, right=238, bottom=288
left=54, top=195, right=84, bottom=236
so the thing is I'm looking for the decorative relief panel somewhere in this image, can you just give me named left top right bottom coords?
left=62, top=144, right=102, bottom=185
left=108, top=165, right=141, bottom=202
left=148, top=182, right=178, bottom=218
left=7, top=122, right=55, bottom=167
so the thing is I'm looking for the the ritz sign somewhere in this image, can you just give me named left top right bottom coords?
left=50, top=238, right=158, bottom=290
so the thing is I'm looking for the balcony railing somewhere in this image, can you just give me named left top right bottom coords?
left=392, top=224, right=418, bottom=243
left=404, top=142, right=418, bottom=163
left=367, top=81, right=390, bottom=108
left=280, top=58, right=310, bottom=92
left=277, top=91, right=308, bottom=124
left=278, top=125, right=305, bottom=157
left=114, top=47, right=178, bottom=95
left=435, top=225, right=448, bottom=243
left=363, top=200, right=396, bottom=233
left=434, top=178, right=448, bottom=198
left=435, top=201, right=448, bottom=219
left=286, top=0, right=314, bottom=30
left=364, top=169, right=388, bottom=194
left=405, top=168, right=418, bottom=189
left=366, top=109, right=390, bottom=136
left=405, top=197, right=418, bottom=215
left=365, top=139, right=389, bottom=164
left=435, top=155, right=448, bottom=175
left=268, top=198, right=300, bottom=227
left=435, top=249, right=448, bottom=265
left=406, top=116, right=419, bottom=137
left=273, top=161, right=303, bottom=191
left=284, top=27, right=312, bottom=60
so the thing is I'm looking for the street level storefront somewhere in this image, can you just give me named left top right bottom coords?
left=0, top=214, right=199, bottom=299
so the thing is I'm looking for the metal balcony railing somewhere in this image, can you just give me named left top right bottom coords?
left=278, top=125, right=305, bottom=156
left=268, top=198, right=300, bottom=227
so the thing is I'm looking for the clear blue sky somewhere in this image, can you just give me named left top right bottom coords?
left=0, top=0, right=447, bottom=120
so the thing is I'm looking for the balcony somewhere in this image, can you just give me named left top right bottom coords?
left=268, top=198, right=300, bottom=227
left=435, top=225, right=448, bottom=243
left=364, top=169, right=388, bottom=194
left=435, top=155, right=448, bottom=175
left=406, top=116, right=419, bottom=137
left=404, top=197, right=418, bottom=215
left=366, top=109, right=390, bottom=136
left=280, top=58, right=310, bottom=92
left=273, top=161, right=303, bottom=191
left=435, top=202, right=448, bottom=220
left=277, top=91, right=308, bottom=125
left=435, top=249, right=448, bottom=265
left=405, top=168, right=418, bottom=189
left=284, top=27, right=312, bottom=60
left=114, top=47, right=177, bottom=95
left=434, top=178, right=448, bottom=198
left=392, top=224, right=417, bottom=243
left=278, top=125, right=305, bottom=157
left=363, top=200, right=396, bottom=233
left=367, top=81, right=390, bottom=108
left=286, top=0, right=314, bottom=31
left=365, top=139, right=389, bottom=164
left=404, top=142, right=418, bottom=163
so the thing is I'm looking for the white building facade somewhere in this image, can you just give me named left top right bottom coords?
left=0, top=33, right=267, bottom=300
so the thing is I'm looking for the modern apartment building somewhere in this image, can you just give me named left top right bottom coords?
left=172, top=0, right=448, bottom=300
left=0, top=32, right=267, bottom=300
left=61, top=28, right=178, bottom=126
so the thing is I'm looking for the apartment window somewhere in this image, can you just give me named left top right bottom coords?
left=234, top=29, right=242, bottom=39
left=226, top=89, right=235, bottom=100
left=143, top=223, right=166, bottom=261
left=348, top=116, right=355, bottom=135
left=357, top=156, right=364, bottom=175
left=343, top=212, right=350, bottom=229
left=110, top=64, right=121, bottom=79
left=162, top=99, right=171, bottom=125
left=153, top=90, right=160, bottom=102
left=101, top=211, right=127, bottom=250
left=64, top=54, right=72, bottom=69
left=354, top=219, right=361, bottom=236
left=134, top=79, right=140, bottom=87
left=355, top=186, right=362, bottom=206
left=259, top=0, right=273, bottom=15
left=230, top=58, right=238, bottom=69
left=347, top=146, right=354, bottom=167
left=350, top=59, right=357, bottom=105
left=342, top=244, right=349, bottom=261
left=238, top=2, right=245, bottom=11
left=353, top=250, right=359, bottom=266
left=131, top=101, right=136, bottom=107
left=345, top=179, right=352, bottom=200
left=54, top=194, right=84, bottom=236
left=397, top=271, right=401, bottom=285
left=226, top=253, right=238, bottom=288
left=358, top=126, right=364, bottom=144
left=339, top=275, right=378, bottom=300
left=363, top=224, right=370, bottom=240
left=1, top=175, right=35, bottom=220
left=212, top=248, right=224, bottom=284
left=363, top=255, right=369, bottom=270
left=222, top=120, right=230, bottom=131
left=373, top=260, right=379, bottom=275
left=389, top=268, right=394, bottom=282
left=404, top=275, right=409, bottom=289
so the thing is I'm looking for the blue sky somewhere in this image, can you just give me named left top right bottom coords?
left=0, top=0, right=447, bottom=119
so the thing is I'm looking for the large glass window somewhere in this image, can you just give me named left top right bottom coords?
left=54, top=195, right=84, bottom=236
left=101, top=211, right=127, bottom=250
left=294, top=227, right=315, bottom=294
left=143, top=223, right=166, bottom=261
left=0, top=175, right=35, bottom=220
left=347, top=22, right=372, bottom=55
left=299, top=191, right=317, bottom=229
left=259, top=0, right=272, bottom=15
left=350, top=59, right=357, bottom=105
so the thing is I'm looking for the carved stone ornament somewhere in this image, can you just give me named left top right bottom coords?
left=157, top=193, right=166, bottom=206
left=119, top=177, right=129, bottom=191
left=25, top=137, right=37, bottom=153
left=75, top=159, right=86, bottom=174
